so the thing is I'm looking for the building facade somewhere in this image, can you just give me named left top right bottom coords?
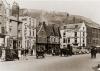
left=46, top=24, right=61, bottom=54
left=36, top=15, right=61, bottom=54
left=20, top=16, right=36, bottom=54
left=86, top=23, right=100, bottom=48
left=0, top=0, right=10, bottom=47
left=60, top=22, right=87, bottom=48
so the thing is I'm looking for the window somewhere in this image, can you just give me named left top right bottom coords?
left=63, top=45, right=66, bottom=48
left=63, top=32, right=66, bottom=36
left=1, top=27, right=5, bottom=34
left=75, top=38, right=77, bottom=43
left=30, top=30, right=31, bottom=36
left=83, top=44, right=85, bottom=47
left=54, top=38, right=55, bottom=42
left=33, top=31, right=34, bottom=36
left=83, top=27, right=84, bottom=30
left=83, top=38, right=84, bottom=42
left=68, top=38, right=70, bottom=43
left=74, top=32, right=77, bottom=37
left=64, top=26, right=66, bottom=29
left=9, top=28, right=12, bottom=32
left=75, top=25, right=78, bottom=28
left=25, top=24, right=27, bottom=29
left=0, top=4, right=2, bottom=11
left=83, top=32, right=85, bottom=36
left=63, top=38, right=66, bottom=43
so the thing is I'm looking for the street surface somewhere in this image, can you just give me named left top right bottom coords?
left=0, top=54, right=100, bottom=71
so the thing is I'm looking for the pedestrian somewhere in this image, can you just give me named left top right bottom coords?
left=94, top=47, right=97, bottom=58
left=91, top=47, right=94, bottom=58
left=31, top=49, right=33, bottom=56
left=67, top=44, right=72, bottom=56
left=91, top=46, right=97, bottom=58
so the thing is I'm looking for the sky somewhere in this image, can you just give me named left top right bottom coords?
left=6, top=0, right=100, bottom=24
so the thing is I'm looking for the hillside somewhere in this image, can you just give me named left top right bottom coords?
left=19, top=9, right=100, bottom=28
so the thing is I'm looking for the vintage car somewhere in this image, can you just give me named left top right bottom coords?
left=5, top=49, right=19, bottom=61
left=60, top=48, right=69, bottom=56
left=60, top=44, right=73, bottom=56
left=36, top=47, right=45, bottom=59
left=52, top=48, right=60, bottom=56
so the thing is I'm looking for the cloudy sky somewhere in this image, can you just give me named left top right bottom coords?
left=6, top=0, right=100, bottom=24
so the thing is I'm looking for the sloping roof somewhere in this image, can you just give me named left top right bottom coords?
left=63, top=23, right=83, bottom=31
left=64, top=15, right=100, bottom=29
left=84, top=21, right=100, bottom=29
left=37, top=21, right=61, bottom=37
left=45, top=24, right=55, bottom=37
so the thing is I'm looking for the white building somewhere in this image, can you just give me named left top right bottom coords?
left=60, top=22, right=87, bottom=48
left=20, top=16, right=36, bottom=50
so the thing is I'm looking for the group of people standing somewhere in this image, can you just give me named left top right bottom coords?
left=21, top=49, right=33, bottom=56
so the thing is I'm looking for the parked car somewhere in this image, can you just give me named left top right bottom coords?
left=36, top=47, right=45, bottom=59
left=72, top=48, right=80, bottom=55
left=79, top=49, right=89, bottom=54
